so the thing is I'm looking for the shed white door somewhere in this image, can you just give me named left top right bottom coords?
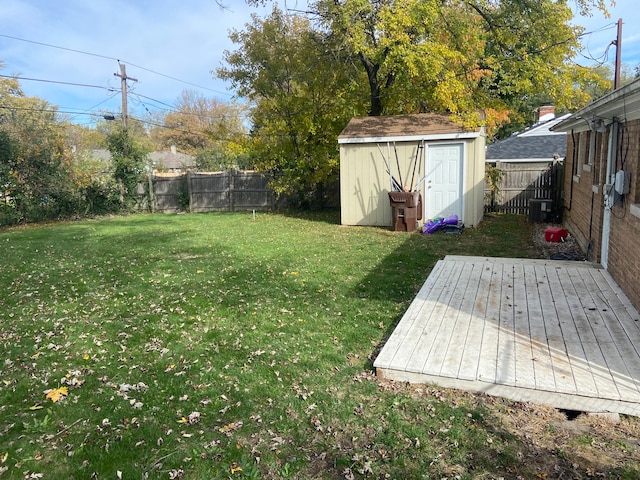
left=424, top=143, right=463, bottom=220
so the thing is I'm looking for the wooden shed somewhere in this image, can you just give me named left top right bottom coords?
left=338, top=113, right=486, bottom=228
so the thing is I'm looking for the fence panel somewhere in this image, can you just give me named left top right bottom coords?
left=484, top=161, right=563, bottom=215
left=151, top=170, right=277, bottom=213
left=188, top=172, right=231, bottom=213
left=232, top=171, right=274, bottom=210
left=153, top=175, right=185, bottom=213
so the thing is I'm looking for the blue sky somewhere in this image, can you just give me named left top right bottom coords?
left=573, top=1, right=639, bottom=72
left=0, top=1, right=636, bottom=126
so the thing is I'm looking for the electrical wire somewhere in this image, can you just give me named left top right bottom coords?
left=128, top=92, right=251, bottom=121
left=0, top=104, right=114, bottom=119
left=121, top=62, right=230, bottom=98
left=0, top=33, right=231, bottom=99
left=0, top=33, right=115, bottom=61
left=0, top=13, right=627, bottom=130
left=66, top=92, right=121, bottom=123
left=574, top=22, right=619, bottom=67
left=0, top=73, right=117, bottom=92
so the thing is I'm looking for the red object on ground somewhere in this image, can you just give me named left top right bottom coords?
left=545, top=227, right=568, bottom=242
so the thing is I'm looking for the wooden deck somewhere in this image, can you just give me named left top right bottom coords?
left=374, top=256, right=640, bottom=416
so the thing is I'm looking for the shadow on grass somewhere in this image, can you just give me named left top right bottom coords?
left=355, top=214, right=538, bottom=368
left=279, top=208, right=341, bottom=225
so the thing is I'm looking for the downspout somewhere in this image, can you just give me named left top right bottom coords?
left=565, top=129, right=577, bottom=212
left=587, top=190, right=595, bottom=258
left=601, top=120, right=618, bottom=269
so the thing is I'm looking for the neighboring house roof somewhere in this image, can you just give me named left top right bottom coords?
left=83, top=149, right=112, bottom=162
left=149, top=150, right=195, bottom=170
left=338, top=113, right=482, bottom=144
left=80, top=148, right=195, bottom=170
left=486, top=114, right=570, bottom=162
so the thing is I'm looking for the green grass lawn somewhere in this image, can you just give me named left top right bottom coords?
left=1, top=212, right=638, bottom=479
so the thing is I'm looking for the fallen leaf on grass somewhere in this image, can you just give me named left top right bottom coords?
left=219, top=421, right=243, bottom=435
left=168, top=469, right=184, bottom=479
left=45, top=386, right=68, bottom=403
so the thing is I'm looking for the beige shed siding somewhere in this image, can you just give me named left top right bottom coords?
left=340, top=141, right=424, bottom=226
left=340, top=136, right=486, bottom=227
left=340, top=143, right=392, bottom=226
left=463, top=133, right=487, bottom=227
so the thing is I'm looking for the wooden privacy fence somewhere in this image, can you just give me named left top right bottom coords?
left=152, top=170, right=275, bottom=213
left=484, top=161, right=564, bottom=215
left=149, top=170, right=340, bottom=213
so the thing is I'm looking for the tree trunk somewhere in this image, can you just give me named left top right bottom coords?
left=359, top=52, right=383, bottom=116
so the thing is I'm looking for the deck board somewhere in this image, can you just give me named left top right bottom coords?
left=374, top=256, right=640, bottom=416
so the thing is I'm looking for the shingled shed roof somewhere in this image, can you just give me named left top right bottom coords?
left=338, top=113, right=481, bottom=144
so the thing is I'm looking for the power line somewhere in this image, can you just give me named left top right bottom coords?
left=130, top=92, right=176, bottom=110
left=0, top=104, right=115, bottom=119
left=0, top=33, right=231, bottom=97
left=575, top=22, right=619, bottom=66
left=66, top=92, right=121, bottom=123
left=0, top=73, right=117, bottom=92
left=128, top=91, right=250, bottom=120
left=0, top=33, right=115, bottom=61
left=123, top=61, right=231, bottom=97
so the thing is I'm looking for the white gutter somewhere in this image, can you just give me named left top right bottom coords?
left=553, top=77, right=640, bottom=132
left=338, top=131, right=481, bottom=144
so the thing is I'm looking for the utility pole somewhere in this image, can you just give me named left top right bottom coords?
left=114, top=63, right=137, bottom=129
left=613, top=18, right=622, bottom=90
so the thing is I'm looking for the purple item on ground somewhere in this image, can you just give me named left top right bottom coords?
left=423, top=215, right=458, bottom=234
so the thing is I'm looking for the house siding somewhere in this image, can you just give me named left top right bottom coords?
left=606, top=119, right=640, bottom=310
left=563, top=119, right=640, bottom=311
left=562, top=130, right=605, bottom=261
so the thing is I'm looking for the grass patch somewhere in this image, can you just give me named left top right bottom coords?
left=0, top=212, right=638, bottom=479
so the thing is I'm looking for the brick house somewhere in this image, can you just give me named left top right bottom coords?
left=553, top=77, right=640, bottom=310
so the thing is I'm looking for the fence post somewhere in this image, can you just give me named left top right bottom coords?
left=147, top=173, right=155, bottom=213
left=187, top=171, right=193, bottom=213
left=229, top=169, right=235, bottom=212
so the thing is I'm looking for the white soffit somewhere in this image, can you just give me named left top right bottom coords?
left=338, top=132, right=481, bottom=144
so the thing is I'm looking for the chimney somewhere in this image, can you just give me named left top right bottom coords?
left=537, top=105, right=555, bottom=123
left=170, top=145, right=177, bottom=155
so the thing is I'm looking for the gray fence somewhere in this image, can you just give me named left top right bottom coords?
left=150, top=170, right=340, bottom=213
left=152, top=170, right=275, bottom=213
left=484, top=161, right=564, bottom=215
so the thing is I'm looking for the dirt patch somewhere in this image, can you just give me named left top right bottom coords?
left=532, top=223, right=586, bottom=261
left=381, top=380, right=640, bottom=478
